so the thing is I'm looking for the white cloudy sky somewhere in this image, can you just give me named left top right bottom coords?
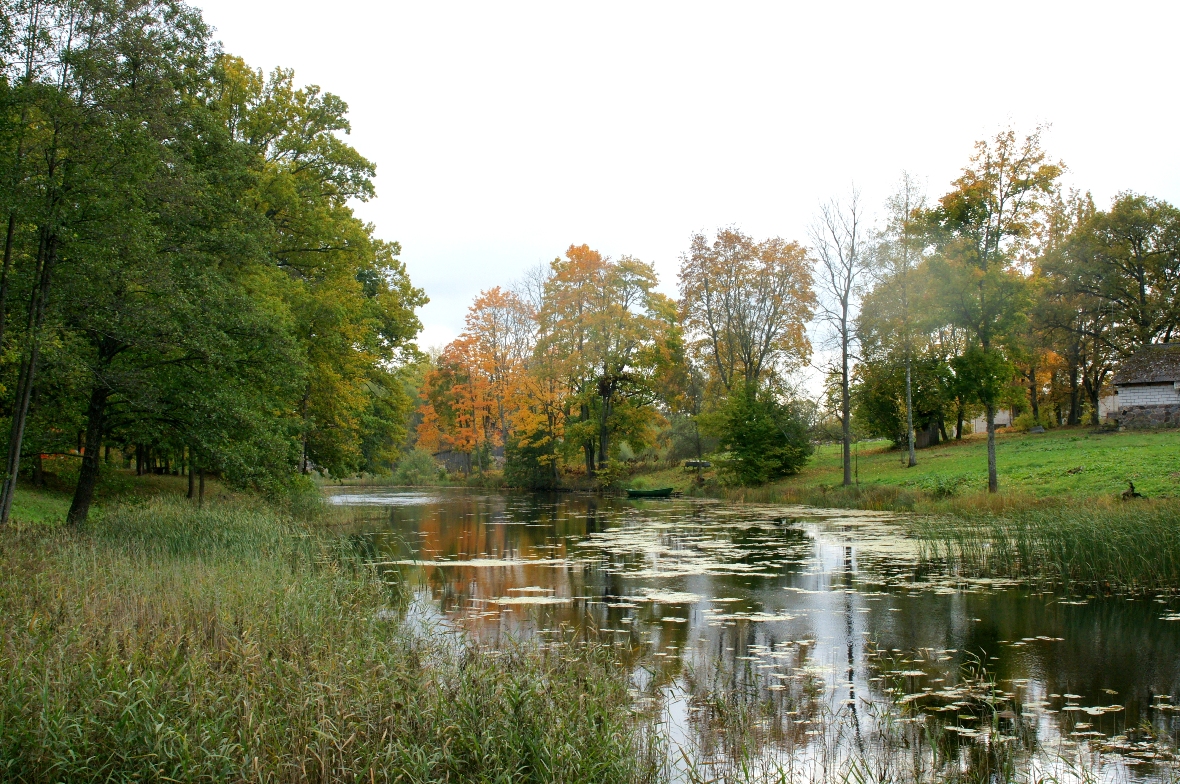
left=194, top=1, right=1180, bottom=356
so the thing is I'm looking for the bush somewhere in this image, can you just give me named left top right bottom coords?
left=1012, top=411, right=1055, bottom=431
left=908, top=472, right=974, bottom=498
left=503, top=428, right=560, bottom=489
left=717, top=386, right=813, bottom=486
left=391, top=448, right=442, bottom=485
left=592, top=460, right=630, bottom=491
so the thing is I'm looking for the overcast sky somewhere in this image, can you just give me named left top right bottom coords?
left=193, top=0, right=1180, bottom=357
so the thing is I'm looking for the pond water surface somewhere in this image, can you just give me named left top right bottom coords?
left=330, top=488, right=1180, bottom=782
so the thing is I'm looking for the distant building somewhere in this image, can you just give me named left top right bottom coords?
left=1110, top=343, right=1180, bottom=428
left=968, top=395, right=1117, bottom=434
left=968, top=408, right=1013, bottom=435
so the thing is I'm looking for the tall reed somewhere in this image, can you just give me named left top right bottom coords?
left=0, top=497, right=654, bottom=783
left=912, top=499, right=1180, bottom=590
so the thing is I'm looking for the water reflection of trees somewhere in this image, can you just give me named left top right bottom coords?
left=346, top=492, right=1180, bottom=781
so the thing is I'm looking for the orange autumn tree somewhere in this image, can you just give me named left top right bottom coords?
left=538, top=245, right=675, bottom=474
left=416, top=288, right=533, bottom=472
left=416, top=336, right=496, bottom=472
left=462, top=287, right=535, bottom=444
left=416, top=245, right=674, bottom=481
left=463, top=286, right=572, bottom=482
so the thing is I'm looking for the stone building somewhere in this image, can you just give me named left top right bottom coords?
left=1110, top=344, right=1180, bottom=428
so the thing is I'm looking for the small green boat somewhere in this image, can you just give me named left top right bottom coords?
left=626, top=487, right=674, bottom=499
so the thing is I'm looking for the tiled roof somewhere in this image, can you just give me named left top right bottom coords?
left=1112, top=344, right=1180, bottom=385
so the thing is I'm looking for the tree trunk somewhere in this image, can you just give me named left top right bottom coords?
left=597, top=390, right=611, bottom=468
left=1027, top=362, right=1040, bottom=424
left=0, top=232, right=56, bottom=525
left=198, top=468, right=205, bottom=507
left=0, top=210, right=15, bottom=349
left=1081, top=370, right=1100, bottom=426
left=841, top=334, right=852, bottom=487
left=905, top=360, right=916, bottom=467
left=580, top=402, right=594, bottom=475
left=1068, top=367, right=1081, bottom=425
left=67, top=385, right=109, bottom=526
left=187, top=453, right=195, bottom=499
left=956, top=405, right=964, bottom=440
left=986, top=405, right=998, bottom=493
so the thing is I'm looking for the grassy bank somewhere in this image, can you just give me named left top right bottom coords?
left=627, top=427, right=1180, bottom=511
left=738, top=426, right=1180, bottom=504
left=0, top=496, right=654, bottom=783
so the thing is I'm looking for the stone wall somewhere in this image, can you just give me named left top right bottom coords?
left=1117, top=383, right=1180, bottom=408
left=1113, top=404, right=1180, bottom=429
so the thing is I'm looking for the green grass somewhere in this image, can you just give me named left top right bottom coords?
left=7, top=459, right=235, bottom=529
left=0, top=496, right=655, bottom=782
left=773, top=427, right=1180, bottom=501
left=628, top=427, right=1180, bottom=509
left=9, top=485, right=73, bottom=526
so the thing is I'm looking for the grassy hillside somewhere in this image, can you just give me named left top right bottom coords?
left=634, top=426, right=1180, bottom=504
left=7, top=461, right=233, bottom=528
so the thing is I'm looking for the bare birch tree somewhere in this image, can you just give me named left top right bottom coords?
left=873, top=174, right=926, bottom=467
left=811, top=189, right=870, bottom=487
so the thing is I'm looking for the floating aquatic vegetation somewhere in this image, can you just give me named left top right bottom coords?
left=633, top=589, right=702, bottom=604
left=491, top=595, right=572, bottom=606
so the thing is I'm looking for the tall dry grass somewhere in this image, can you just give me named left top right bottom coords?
left=0, top=497, right=655, bottom=783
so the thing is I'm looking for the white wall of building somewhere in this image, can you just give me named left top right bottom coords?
left=1117, top=383, right=1180, bottom=408
left=1099, top=394, right=1118, bottom=418
left=969, top=408, right=1013, bottom=434
left=966, top=395, right=1119, bottom=432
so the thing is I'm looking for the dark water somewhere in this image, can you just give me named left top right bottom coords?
left=331, top=488, right=1180, bottom=780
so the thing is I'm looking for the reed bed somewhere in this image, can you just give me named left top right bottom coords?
left=0, top=497, right=655, bottom=783
left=912, top=499, right=1180, bottom=591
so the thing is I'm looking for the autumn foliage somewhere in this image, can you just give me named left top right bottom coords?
left=416, top=239, right=814, bottom=482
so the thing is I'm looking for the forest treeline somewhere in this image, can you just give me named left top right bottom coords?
left=414, top=129, right=1180, bottom=493
left=0, top=0, right=425, bottom=524
left=3, top=3, right=1178, bottom=516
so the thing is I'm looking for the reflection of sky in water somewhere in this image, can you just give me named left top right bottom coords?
left=326, top=490, right=444, bottom=506
left=336, top=488, right=1180, bottom=780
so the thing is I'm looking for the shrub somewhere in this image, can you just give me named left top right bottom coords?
left=1012, top=411, right=1055, bottom=431
left=391, top=448, right=442, bottom=485
left=504, top=428, right=559, bottom=489
left=717, top=386, right=813, bottom=486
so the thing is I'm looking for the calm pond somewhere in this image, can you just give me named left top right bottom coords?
left=330, top=488, right=1180, bottom=781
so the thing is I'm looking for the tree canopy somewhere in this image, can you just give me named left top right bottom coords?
left=0, top=0, right=425, bottom=523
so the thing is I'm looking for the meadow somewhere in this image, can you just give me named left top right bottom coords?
left=639, top=426, right=1180, bottom=507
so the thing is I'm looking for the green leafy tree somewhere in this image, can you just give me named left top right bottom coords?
left=1057, top=193, right=1180, bottom=352
left=717, top=385, right=812, bottom=486
left=924, top=127, right=1061, bottom=492
left=216, top=57, right=426, bottom=478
